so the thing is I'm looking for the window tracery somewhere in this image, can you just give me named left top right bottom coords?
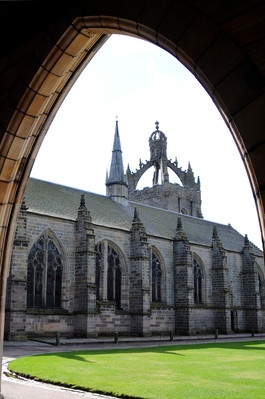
left=151, top=251, right=162, bottom=302
left=27, top=232, right=62, bottom=309
left=95, top=242, right=122, bottom=308
left=193, top=258, right=203, bottom=304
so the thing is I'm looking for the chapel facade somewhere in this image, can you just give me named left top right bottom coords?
left=4, top=122, right=265, bottom=341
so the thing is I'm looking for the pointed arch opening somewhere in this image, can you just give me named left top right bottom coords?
left=150, top=246, right=166, bottom=304
left=95, top=240, right=126, bottom=309
left=1, top=8, right=265, bottom=391
left=192, top=254, right=205, bottom=305
left=27, top=230, right=64, bottom=309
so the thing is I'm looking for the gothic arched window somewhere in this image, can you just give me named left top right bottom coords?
left=27, top=232, right=63, bottom=309
left=107, top=246, right=121, bottom=308
left=193, top=258, right=203, bottom=304
left=95, top=242, right=122, bottom=308
left=151, top=252, right=162, bottom=302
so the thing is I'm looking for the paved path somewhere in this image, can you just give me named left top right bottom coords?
left=2, top=333, right=265, bottom=399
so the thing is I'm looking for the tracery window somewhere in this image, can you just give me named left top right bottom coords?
left=193, top=258, right=203, bottom=304
left=27, top=232, right=63, bottom=309
left=151, top=252, right=162, bottom=302
left=95, top=242, right=122, bottom=308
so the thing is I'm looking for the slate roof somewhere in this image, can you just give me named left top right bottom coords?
left=24, top=178, right=263, bottom=256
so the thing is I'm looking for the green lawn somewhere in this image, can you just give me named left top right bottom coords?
left=8, top=340, right=265, bottom=399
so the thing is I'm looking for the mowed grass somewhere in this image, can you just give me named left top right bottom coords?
left=8, top=340, right=265, bottom=399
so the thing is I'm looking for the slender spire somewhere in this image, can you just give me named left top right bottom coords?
left=107, top=118, right=126, bottom=184
left=106, top=118, right=128, bottom=205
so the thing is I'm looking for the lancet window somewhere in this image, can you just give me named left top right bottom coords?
left=27, top=232, right=63, bottom=309
left=95, top=241, right=122, bottom=308
left=151, top=251, right=162, bottom=302
left=193, top=258, right=203, bottom=304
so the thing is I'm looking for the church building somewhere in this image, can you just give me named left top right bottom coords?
left=4, top=121, right=265, bottom=340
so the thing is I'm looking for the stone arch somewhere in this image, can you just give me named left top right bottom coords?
left=28, top=228, right=68, bottom=290
left=28, top=227, right=67, bottom=261
left=95, top=239, right=128, bottom=309
left=26, top=228, right=66, bottom=310
left=1, top=3, right=265, bottom=392
left=95, top=239, right=128, bottom=274
left=1, top=13, right=264, bottom=288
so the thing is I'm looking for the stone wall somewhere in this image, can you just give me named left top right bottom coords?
left=129, top=182, right=202, bottom=217
left=5, top=205, right=265, bottom=340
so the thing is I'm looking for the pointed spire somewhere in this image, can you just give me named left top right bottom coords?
left=107, top=118, right=126, bottom=184
left=113, top=118, right=122, bottom=152
left=106, top=119, right=128, bottom=205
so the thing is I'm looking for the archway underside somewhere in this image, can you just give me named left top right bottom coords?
left=0, top=4, right=265, bottom=389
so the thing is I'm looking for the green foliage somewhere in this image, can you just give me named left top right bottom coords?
left=8, top=341, right=265, bottom=399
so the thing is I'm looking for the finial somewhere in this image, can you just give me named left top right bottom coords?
left=244, top=234, right=250, bottom=246
left=133, top=207, right=140, bottom=222
left=116, top=115, right=118, bottom=122
left=79, top=194, right=86, bottom=209
left=155, top=121, right=159, bottom=130
left=212, top=225, right=218, bottom=239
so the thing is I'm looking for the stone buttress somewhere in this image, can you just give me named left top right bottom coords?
left=211, top=226, right=231, bottom=334
left=241, top=234, right=261, bottom=332
left=4, top=199, right=29, bottom=340
left=75, top=194, right=97, bottom=337
left=129, top=208, right=151, bottom=335
left=173, top=217, right=194, bottom=335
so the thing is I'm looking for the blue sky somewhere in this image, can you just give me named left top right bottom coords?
left=31, top=34, right=262, bottom=249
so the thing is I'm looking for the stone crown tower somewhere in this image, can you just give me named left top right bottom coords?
left=106, top=120, right=203, bottom=218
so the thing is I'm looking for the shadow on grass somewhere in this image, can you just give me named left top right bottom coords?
left=29, top=339, right=265, bottom=362
left=8, top=340, right=265, bottom=399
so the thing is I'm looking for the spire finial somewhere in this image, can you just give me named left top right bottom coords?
left=79, top=194, right=86, bottom=209
left=244, top=234, right=250, bottom=246
left=155, top=121, right=159, bottom=130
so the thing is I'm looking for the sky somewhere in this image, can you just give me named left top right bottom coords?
left=30, top=34, right=263, bottom=250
